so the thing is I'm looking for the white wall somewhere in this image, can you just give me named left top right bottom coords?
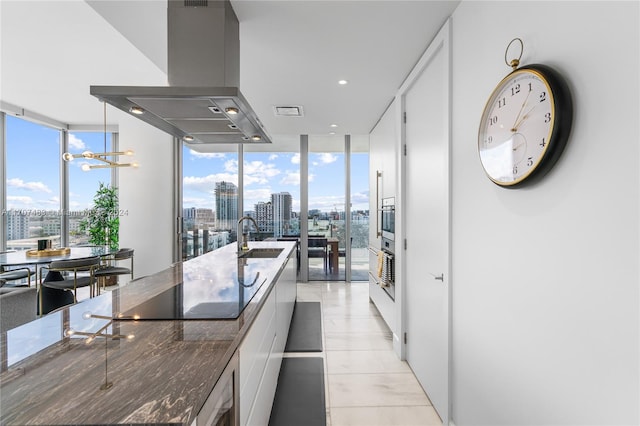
left=117, top=112, right=175, bottom=278
left=450, top=1, right=639, bottom=424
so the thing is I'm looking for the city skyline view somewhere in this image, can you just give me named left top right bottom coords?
left=5, top=115, right=370, bottom=217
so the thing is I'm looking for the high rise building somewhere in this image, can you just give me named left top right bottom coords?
left=215, top=181, right=238, bottom=232
left=183, top=207, right=197, bottom=221
left=5, top=210, right=29, bottom=240
left=271, top=192, right=292, bottom=237
left=195, top=208, right=215, bottom=227
left=255, top=201, right=273, bottom=234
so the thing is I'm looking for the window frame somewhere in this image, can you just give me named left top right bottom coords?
left=0, top=106, right=116, bottom=251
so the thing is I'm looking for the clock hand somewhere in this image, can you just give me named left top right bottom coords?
left=512, top=105, right=537, bottom=131
left=511, top=90, right=532, bottom=132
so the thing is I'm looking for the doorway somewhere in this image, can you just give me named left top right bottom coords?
left=402, top=21, right=451, bottom=424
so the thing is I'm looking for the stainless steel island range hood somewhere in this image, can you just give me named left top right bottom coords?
left=91, top=0, right=271, bottom=144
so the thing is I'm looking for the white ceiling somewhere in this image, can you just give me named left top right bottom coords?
left=0, top=0, right=460, bottom=149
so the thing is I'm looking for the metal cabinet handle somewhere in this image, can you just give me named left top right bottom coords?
left=376, top=170, right=382, bottom=237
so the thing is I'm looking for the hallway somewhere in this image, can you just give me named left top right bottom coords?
left=293, top=281, right=441, bottom=426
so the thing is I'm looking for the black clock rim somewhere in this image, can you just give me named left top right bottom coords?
left=495, top=64, right=573, bottom=188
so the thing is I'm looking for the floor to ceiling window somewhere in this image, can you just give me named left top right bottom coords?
left=178, top=136, right=369, bottom=282
left=5, top=115, right=61, bottom=251
left=349, top=145, right=370, bottom=281
left=181, top=144, right=239, bottom=260
left=308, top=136, right=346, bottom=281
left=2, top=111, right=121, bottom=253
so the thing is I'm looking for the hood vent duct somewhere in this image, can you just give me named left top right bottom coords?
left=90, top=0, right=271, bottom=144
left=184, top=0, right=208, bottom=7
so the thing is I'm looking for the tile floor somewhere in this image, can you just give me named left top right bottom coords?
left=292, top=281, right=442, bottom=426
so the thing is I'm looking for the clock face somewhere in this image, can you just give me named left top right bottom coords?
left=478, top=67, right=557, bottom=186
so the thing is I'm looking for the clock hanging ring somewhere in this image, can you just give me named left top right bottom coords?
left=477, top=38, right=573, bottom=188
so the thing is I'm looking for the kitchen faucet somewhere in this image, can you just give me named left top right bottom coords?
left=237, top=216, right=259, bottom=254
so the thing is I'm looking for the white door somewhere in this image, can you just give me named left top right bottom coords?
left=403, top=25, right=450, bottom=424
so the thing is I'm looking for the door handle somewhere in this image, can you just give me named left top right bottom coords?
left=429, top=272, right=444, bottom=281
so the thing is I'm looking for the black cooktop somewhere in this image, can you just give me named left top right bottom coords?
left=116, top=275, right=266, bottom=321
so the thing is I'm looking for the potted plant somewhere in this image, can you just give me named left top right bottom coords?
left=80, top=182, right=119, bottom=249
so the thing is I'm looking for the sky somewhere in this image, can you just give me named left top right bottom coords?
left=6, top=115, right=370, bottom=214
left=6, top=115, right=112, bottom=212
left=182, top=146, right=370, bottom=214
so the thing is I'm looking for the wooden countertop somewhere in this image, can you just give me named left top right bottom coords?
left=0, top=241, right=296, bottom=425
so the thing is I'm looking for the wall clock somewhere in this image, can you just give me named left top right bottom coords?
left=478, top=39, right=573, bottom=188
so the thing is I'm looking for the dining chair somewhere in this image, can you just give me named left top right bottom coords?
left=94, top=248, right=134, bottom=291
left=307, top=237, right=328, bottom=273
left=39, top=256, right=101, bottom=308
left=0, top=251, right=32, bottom=288
left=1, top=267, right=32, bottom=288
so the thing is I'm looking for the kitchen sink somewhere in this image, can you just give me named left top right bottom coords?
left=239, top=248, right=284, bottom=258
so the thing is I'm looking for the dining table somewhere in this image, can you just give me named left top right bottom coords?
left=279, top=236, right=341, bottom=275
left=1, top=246, right=117, bottom=278
left=1, top=246, right=119, bottom=315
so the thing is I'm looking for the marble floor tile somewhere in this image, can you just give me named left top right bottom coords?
left=290, top=281, right=439, bottom=425
left=322, top=286, right=370, bottom=298
left=323, top=316, right=390, bottom=334
left=322, top=301, right=380, bottom=319
left=296, top=284, right=323, bottom=301
left=330, top=406, right=442, bottom=426
left=326, top=350, right=411, bottom=375
left=324, top=332, right=393, bottom=351
left=328, top=373, right=431, bottom=407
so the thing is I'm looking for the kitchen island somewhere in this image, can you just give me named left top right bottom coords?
left=0, top=241, right=297, bottom=425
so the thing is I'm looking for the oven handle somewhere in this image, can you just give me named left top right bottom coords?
left=376, top=170, right=382, bottom=237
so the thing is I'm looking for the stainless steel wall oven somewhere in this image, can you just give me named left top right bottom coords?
left=381, top=197, right=395, bottom=240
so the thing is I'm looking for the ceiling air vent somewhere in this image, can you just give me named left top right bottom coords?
left=274, top=105, right=304, bottom=117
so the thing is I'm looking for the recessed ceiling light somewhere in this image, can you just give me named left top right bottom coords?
left=183, top=135, right=194, bottom=142
left=129, top=106, right=145, bottom=115
left=329, top=132, right=336, bottom=135
left=338, top=80, right=348, bottom=85
left=330, top=124, right=338, bottom=128
left=251, top=135, right=262, bottom=141
left=225, top=107, right=239, bottom=115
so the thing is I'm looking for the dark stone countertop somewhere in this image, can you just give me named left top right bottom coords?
left=0, top=241, right=296, bottom=425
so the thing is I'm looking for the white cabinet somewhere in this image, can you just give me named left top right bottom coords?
left=238, top=254, right=296, bottom=426
left=369, top=100, right=398, bottom=335
left=196, top=352, right=239, bottom=426
left=239, top=288, right=276, bottom=426
left=275, top=254, right=296, bottom=354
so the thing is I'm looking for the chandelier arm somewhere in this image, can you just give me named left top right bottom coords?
left=93, top=156, right=118, bottom=166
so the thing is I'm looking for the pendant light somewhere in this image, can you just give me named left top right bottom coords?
left=62, top=101, right=138, bottom=171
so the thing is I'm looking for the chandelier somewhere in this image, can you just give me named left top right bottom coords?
left=62, top=101, right=138, bottom=171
